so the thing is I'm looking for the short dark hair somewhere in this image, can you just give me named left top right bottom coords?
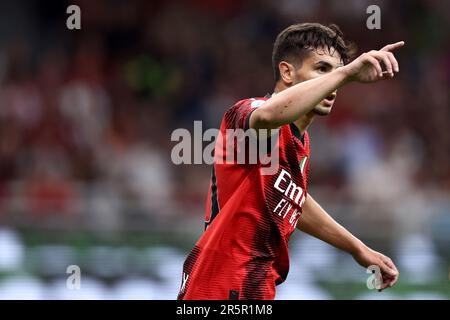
left=272, top=23, right=356, bottom=81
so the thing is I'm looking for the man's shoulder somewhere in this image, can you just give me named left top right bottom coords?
left=228, top=96, right=270, bottom=112
left=221, top=96, right=270, bottom=130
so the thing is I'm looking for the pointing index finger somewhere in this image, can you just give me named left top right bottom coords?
left=381, top=41, right=405, bottom=52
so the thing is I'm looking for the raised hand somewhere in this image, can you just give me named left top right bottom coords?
left=343, top=41, right=405, bottom=83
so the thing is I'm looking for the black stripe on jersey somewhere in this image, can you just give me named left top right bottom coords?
left=205, top=164, right=220, bottom=230
left=244, top=108, right=257, bottom=130
left=289, top=123, right=305, bottom=145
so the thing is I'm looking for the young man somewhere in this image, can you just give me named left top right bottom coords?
left=178, top=23, right=402, bottom=300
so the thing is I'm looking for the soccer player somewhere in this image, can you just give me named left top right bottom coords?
left=178, top=23, right=402, bottom=300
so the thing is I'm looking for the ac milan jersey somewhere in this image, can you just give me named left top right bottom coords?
left=178, top=96, right=311, bottom=300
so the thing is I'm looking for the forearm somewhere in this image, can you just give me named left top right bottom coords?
left=250, top=68, right=349, bottom=129
left=297, top=194, right=366, bottom=255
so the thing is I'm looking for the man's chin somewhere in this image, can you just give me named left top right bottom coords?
left=313, top=105, right=333, bottom=116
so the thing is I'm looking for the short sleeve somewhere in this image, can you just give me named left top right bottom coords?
left=223, top=98, right=266, bottom=130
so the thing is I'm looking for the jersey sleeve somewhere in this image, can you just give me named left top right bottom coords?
left=224, top=98, right=266, bottom=130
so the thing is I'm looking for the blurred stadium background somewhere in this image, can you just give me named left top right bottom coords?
left=0, top=0, right=449, bottom=299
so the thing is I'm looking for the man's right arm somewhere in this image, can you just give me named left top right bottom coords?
left=249, top=41, right=405, bottom=130
left=249, top=68, right=349, bottom=130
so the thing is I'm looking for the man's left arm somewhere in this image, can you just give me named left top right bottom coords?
left=297, top=194, right=399, bottom=290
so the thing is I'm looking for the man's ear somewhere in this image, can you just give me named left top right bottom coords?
left=279, top=61, right=295, bottom=86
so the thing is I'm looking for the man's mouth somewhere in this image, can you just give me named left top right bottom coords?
left=323, top=94, right=336, bottom=106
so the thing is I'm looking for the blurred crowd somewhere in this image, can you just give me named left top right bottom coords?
left=0, top=0, right=449, bottom=258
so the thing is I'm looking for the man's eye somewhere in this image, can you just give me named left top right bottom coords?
left=318, top=66, right=328, bottom=73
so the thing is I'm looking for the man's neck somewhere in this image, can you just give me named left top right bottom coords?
left=273, top=83, right=315, bottom=135
left=294, top=112, right=315, bottom=135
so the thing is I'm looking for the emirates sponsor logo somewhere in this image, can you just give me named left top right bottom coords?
left=272, top=169, right=306, bottom=228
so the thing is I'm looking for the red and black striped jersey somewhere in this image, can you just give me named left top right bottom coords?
left=178, top=96, right=311, bottom=300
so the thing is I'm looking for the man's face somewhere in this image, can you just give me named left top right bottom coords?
left=291, top=47, right=343, bottom=116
